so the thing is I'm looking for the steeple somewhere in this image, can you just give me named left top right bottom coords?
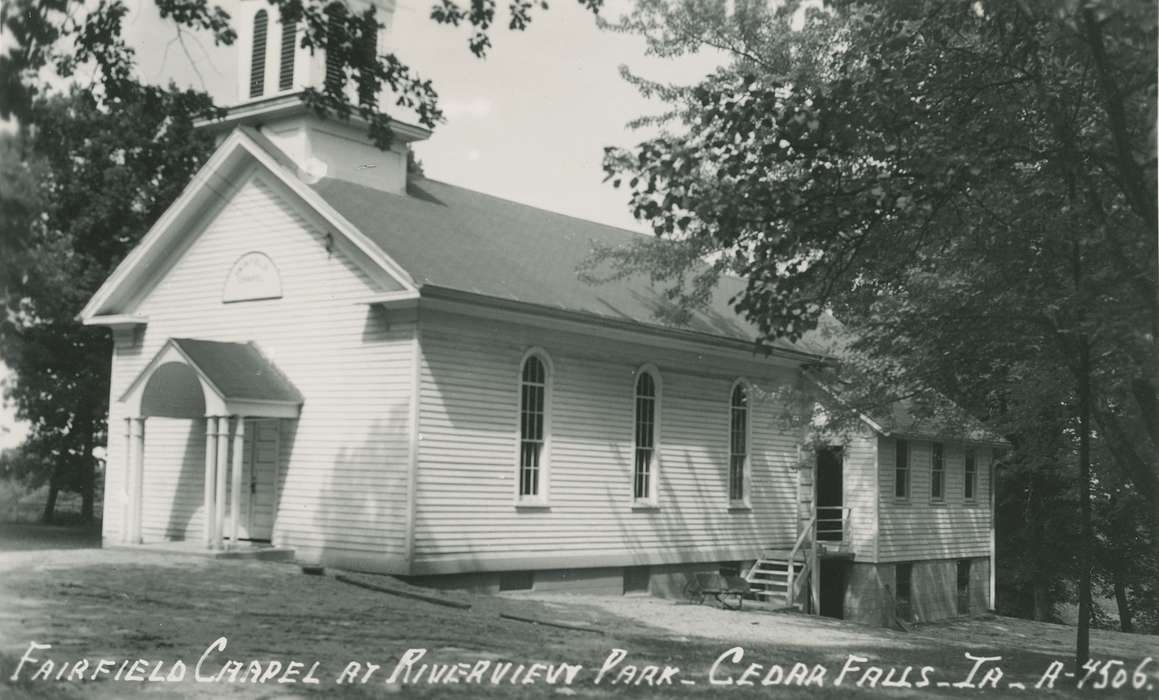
left=232, top=0, right=396, bottom=105
left=203, top=0, right=425, bottom=195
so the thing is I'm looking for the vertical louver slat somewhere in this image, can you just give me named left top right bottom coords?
left=324, top=16, right=343, bottom=88
left=278, top=19, right=296, bottom=91
left=249, top=10, right=268, bottom=98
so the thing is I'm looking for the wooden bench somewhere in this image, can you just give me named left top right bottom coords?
left=682, top=572, right=751, bottom=610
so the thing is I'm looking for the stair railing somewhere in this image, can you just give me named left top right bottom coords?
left=787, top=512, right=816, bottom=610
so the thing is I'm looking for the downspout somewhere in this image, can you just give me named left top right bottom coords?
left=989, top=449, right=997, bottom=612
left=402, top=308, right=422, bottom=573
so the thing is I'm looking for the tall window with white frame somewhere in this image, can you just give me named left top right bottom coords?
left=964, top=449, right=977, bottom=503
left=250, top=10, right=268, bottom=98
left=895, top=439, right=910, bottom=499
left=729, top=383, right=749, bottom=503
left=634, top=371, right=658, bottom=503
left=519, top=355, right=547, bottom=499
left=931, top=443, right=945, bottom=503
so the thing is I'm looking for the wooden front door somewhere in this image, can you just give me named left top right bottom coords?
left=241, top=419, right=279, bottom=541
left=223, top=419, right=279, bottom=541
left=816, top=447, right=844, bottom=542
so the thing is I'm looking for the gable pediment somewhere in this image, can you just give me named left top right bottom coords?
left=80, top=128, right=415, bottom=324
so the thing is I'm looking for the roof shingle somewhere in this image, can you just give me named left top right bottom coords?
left=311, top=176, right=819, bottom=356
left=172, top=338, right=302, bottom=403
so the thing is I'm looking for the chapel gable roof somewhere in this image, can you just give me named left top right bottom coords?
left=310, top=175, right=820, bottom=357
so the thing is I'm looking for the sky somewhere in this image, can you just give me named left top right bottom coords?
left=126, top=0, right=723, bottom=230
left=0, top=0, right=725, bottom=448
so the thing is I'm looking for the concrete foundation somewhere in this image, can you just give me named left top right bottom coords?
left=403, top=556, right=991, bottom=628
left=841, top=557, right=991, bottom=625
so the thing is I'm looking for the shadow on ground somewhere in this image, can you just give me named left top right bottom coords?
left=0, top=523, right=101, bottom=553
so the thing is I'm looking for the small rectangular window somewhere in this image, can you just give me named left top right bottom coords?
left=894, top=439, right=909, bottom=499
left=964, top=450, right=977, bottom=502
left=623, top=566, right=651, bottom=594
left=499, top=571, right=534, bottom=591
left=895, top=562, right=913, bottom=621
left=931, top=443, right=945, bottom=503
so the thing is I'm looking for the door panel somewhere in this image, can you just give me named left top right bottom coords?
left=245, top=419, right=279, bottom=541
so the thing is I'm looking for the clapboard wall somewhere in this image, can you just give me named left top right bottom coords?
left=101, top=172, right=415, bottom=571
left=876, top=437, right=992, bottom=562
left=410, top=307, right=811, bottom=575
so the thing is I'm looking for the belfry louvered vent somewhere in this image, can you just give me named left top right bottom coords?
left=249, top=10, right=268, bottom=98
left=278, top=19, right=296, bottom=91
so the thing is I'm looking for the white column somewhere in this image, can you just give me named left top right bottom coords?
left=230, top=417, right=246, bottom=544
left=214, top=416, right=229, bottom=549
left=203, top=417, right=218, bottom=547
left=122, top=417, right=133, bottom=544
left=129, top=417, right=146, bottom=544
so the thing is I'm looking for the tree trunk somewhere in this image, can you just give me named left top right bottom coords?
left=41, top=468, right=60, bottom=524
left=80, top=414, right=95, bottom=523
left=1075, top=337, right=1093, bottom=671
left=1033, top=581, right=1052, bottom=621
left=1113, top=574, right=1134, bottom=633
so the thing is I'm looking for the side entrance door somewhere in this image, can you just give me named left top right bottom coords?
left=816, top=447, right=844, bottom=542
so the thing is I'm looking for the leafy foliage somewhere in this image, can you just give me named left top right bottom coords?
left=599, top=0, right=1157, bottom=634
left=0, top=86, right=219, bottom=520
left=0, top=0, right=605, bottom=148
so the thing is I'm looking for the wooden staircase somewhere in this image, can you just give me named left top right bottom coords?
left=744, top=555, right=807, bottom=607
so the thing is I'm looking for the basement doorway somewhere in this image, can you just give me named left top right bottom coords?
left=819, top=559, right=846, bottom=619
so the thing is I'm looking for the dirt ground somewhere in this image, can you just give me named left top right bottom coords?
left=0, top=527, right=1156, bottom=699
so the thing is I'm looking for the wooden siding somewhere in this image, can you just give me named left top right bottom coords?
left=412, top=309, right=808, bottom=574
left=101, top=173, right=414, bottom=569
left=876, top=437, right=992, bottom=562
left=139, top=417, right=207, bottom=541
left=843, top=431, right=878, bottom=555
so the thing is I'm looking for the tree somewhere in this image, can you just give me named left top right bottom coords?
left=0, top=86, right=219, bottom=522
left=0, top=0, right=603, bottom=148
left=597, top=0, right=1156, bottom=665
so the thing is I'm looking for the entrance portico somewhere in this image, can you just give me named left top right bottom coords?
left=117, top=338, right=302, bottom=549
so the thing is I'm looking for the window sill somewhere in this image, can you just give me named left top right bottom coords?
left=728, top=503, right=752, bottom=513
left=930, top=500, right=947, bottom=507
left=514, top=501, right=551, bottom=511
left=894, top=498, right=911, bottom=505
left=631, top=502, right=660, bottom=512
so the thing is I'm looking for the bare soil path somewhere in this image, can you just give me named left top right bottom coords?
left=0, top=526, right=1155, bottom=698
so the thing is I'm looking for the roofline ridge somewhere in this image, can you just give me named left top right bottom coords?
left=409, top=176, right=651, bottom=239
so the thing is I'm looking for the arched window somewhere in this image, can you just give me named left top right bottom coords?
left=633, top=368, right=660, bottom=503
left=278, top=17, right=297, bottom=91
left=518, top=351, right=551, bottom=500
left=729, top=382, right=750, bottom=503
left=249, top=10, right=268, bottom=98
